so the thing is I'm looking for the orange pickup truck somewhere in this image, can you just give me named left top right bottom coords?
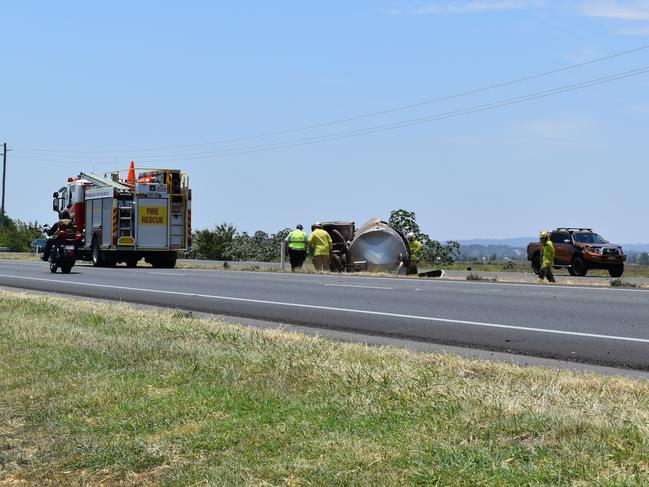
left=527, top=228, right=625, bottom=277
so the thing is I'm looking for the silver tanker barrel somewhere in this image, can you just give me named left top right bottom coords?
left=348, top=219, right=409, bottom=274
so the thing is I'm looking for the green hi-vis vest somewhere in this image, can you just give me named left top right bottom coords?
left=409, top=239, right=423, bottom=261
left=541, top=240, right=555, bottom=268
left=288, top=230, right=307, bottom=250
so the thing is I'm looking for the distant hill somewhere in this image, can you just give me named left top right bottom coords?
left=619, top=243, right=649, bottom=252
left=457, top=237, right=534, bottom=248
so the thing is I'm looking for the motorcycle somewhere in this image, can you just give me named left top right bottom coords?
left=44, top=225, right=82, bottom=274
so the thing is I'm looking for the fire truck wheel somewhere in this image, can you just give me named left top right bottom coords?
left=91, top=238, right=102, bottom=267
left=104, top=255, right=117, bottom=268
left=151, top=252, right=177, bottom=269
left=61, top=264, right=72, bottom=274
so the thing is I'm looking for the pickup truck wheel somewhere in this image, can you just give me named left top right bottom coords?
left=608, top=264, right=624, bottom=278
left=568, top=267, right=577, bottom=276
left=531, top=253, right=541, bottom=275
left=571, top=256, right=587, bottom=276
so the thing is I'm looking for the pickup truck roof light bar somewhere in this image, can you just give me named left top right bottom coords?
left=554, top=227, right=593, bottom=233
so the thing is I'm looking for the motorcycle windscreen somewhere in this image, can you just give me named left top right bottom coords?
left=135, top=197, right=169, bottom=248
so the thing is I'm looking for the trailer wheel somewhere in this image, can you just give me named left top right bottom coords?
left=125, top=256, right=139, bottom=268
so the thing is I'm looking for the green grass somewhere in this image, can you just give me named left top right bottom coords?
left=609, top=279, right=638, bottom=288
left=0, top=252, right=40, bottom=261
left=465, top=273, right=497, bottom=282
left=1, top=291, right=649, bottom=485
left=445, top=261, right=649, bottom=278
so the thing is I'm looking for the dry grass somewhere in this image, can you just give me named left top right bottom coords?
left=1, top=290, right=649, bottom=485
left=0, top=253, right=40, bottom=261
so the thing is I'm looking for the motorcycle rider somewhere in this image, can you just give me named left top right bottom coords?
left=41, top=207, right=75, bottom=262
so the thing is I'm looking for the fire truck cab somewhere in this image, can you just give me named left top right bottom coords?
left=52, top=166, right=191, bottom=268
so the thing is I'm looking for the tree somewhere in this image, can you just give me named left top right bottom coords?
left=190, top=223, right=290, bottom=262
left=388, top=209, right=460, bottom=265
left=190, top=222, right=236, bottom=260
left=0, top=215, right=41, bottom=252
left=639, top=252, right=649, bottom=266
left=388, top=209, right=422, bottom=239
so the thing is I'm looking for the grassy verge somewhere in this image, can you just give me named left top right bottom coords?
left=0, top=252, right=40, bottom=261
left=465, top=273, right=497, bottom=282
left=1, top=291, right=649, bottom=485
left=610, top=279, right=638, bottom=288
left=444, top=261, right=649, bottom=278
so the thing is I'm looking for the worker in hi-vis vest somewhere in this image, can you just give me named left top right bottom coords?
left=308, top=223, right=333, bottom=272
left=538, top=230, right=556, bottom=283
left=285, top=224, right=308, bottom=271
left=406, top=232, right=423, bottom=275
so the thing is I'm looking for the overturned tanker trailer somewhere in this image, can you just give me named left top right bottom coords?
left=316, top=219, right=410, bottom=274
left=347, top=219, right=410, bottom=274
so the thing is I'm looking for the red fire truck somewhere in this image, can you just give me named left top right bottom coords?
left=52, top=164, right=191, bottom=268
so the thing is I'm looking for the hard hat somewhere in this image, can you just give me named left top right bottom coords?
left=314, top=222, right=322, bottom=228
left=59, top=210, right=70, bottom=220
left=406, top=232, right=415, bottom=239
left=296, top=224, right=303, bottom=230
left=540, top=230, right=549, bottom=238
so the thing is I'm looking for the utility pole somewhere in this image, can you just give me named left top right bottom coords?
left=1, top=143, right=7, bottom=218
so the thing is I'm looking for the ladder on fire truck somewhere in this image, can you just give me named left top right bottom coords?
left=117, top=206, right=133, bottom=239
left=79, top=172, right=132, bottom=192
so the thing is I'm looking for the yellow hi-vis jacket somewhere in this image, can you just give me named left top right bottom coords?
left=287, top=229, right=307, bottom=250
left=308, top=228, right=332, bottom=256
left=541, top=240, right=555, bottom=268
left=409, top=239, right=423, bottom=261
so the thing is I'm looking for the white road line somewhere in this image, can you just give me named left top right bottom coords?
left=148, top=272, right=186, bottom=276
left=1, top=273, right=649, bottom=345
left=324, top=283, right=393, bottom=290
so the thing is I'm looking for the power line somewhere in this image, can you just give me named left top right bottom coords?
left=13, top=43, right=649, bottom=156
left=15, top=64, right=649, bottom=166
left=126, top=65, right=649, bottom=162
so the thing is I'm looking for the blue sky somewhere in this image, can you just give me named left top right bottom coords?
left=2, top=1, right=648, bottom=242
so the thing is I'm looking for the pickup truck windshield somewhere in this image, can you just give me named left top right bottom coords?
left=573, top=233, right=606, bottom=244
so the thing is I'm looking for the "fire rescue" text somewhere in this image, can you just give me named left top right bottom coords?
left=138, top=206, right=167, bottom=225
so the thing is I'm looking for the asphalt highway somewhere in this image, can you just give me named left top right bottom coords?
left=2, top=259, right=649, bottom=370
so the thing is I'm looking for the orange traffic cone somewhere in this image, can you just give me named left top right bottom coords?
left=127, top=161, right=135, bottom=185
